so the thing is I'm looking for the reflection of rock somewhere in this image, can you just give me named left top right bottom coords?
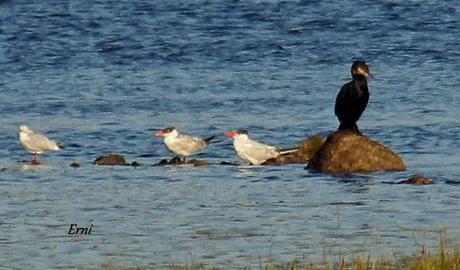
left=263, top=134, right=324, bottom=165
left=308, top=130, right=406, bottom=173
left=154, top=157, right=211, bottom=167
left=93, top=154, right=127, bottom=166
left=397, top=175, right=433, bottom=185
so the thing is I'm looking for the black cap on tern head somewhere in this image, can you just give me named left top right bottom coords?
left=236, top=129, right=249, bottom=135
left=162, top=126, right=177, bottom=133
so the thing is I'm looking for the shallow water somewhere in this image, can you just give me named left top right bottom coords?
left=0, top=0, right=459, bottom=268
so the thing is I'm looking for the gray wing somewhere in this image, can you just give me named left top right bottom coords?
left=239, top=140, right=279, bottom=165
left=168, top=134, right=207, bottom=156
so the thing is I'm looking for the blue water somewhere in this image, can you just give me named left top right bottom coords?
left=1, top=0, right=460, bottom=268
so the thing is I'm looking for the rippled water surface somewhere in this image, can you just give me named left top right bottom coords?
left=1, top=0, right=459, bottom=268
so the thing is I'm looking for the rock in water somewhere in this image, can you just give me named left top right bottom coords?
left=297, top=134, right=324, bottom=160
left=308, top=130, right=406, bottom=173
left=70, top=162, right=81, bottom=168
left=189, top=159, right=210, bottom=167
left=93, top=154, right=127, bottom=166
left=153, top=157, right=210, bottom=166
left=263, top=134, right=324, bottom=165
left=397, top=175, right=433, bottom=185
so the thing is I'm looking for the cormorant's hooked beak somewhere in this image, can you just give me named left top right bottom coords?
left=356, top=66, right=373, bottom=79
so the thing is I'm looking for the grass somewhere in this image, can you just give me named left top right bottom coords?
left=98, top=233, right=460, bottom=270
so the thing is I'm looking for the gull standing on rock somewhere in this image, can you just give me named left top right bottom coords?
left=155, top=126, right=217, bottom=162
left=225, top=130, right=297, bottom=166
left=18, top=125, right=64, bottom=164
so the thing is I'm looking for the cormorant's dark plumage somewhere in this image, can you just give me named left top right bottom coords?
left=334, top=60, right=371, bottom=134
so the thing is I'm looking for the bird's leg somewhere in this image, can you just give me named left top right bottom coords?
left=353, top=123, right=362, bottom=135
left=32, top=154, right=40, bottom=165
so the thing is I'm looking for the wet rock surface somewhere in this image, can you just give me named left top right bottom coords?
left=154, top=157, right=211, bottom=167
left=70, top=162, right=81, bottom=168
left=93, top=154, right=128, bottom=166
left=308, top=130, right=406, bottom=173
left=263, top=155, right=307, bottom=165
left=397, top=175, right=433, bottom=185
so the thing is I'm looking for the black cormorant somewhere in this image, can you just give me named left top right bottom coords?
left=334, top=60, right=372, bottom=134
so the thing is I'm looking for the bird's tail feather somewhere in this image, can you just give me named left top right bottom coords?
left=277, top=147, right=298, bottom=155
left=204, top=136, right=221, bottom=145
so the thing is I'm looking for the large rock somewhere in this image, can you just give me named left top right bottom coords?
left=308, top=130, right=406, bottom=173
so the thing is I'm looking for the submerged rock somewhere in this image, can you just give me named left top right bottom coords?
left=155, top=159, right=171, bottom=166
left=397, top=175, right=433, bottom=185
left=154, top=157, right=211, bottom=167
left=308, top=130, right=406, bottom=173
left=263, top=134, right=324, bottom=165
left=130, top=161, right=141, bottom=167
left=189, top=159, right=210, bottom=167
left=263, top=155, right=306, bottom=165
left=93, top=154, right=127, bottom=166
left=70, top=162, right=81, bottom=168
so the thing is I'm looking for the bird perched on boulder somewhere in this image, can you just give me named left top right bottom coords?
left=335, top=59, right=372, bottom=134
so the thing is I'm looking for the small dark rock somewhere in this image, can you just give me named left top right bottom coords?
left=189, top=159, right=210, bottom=167
left=397, top=175, right=433, bottom=185
left=170, top=156, right=183, bottom=164
left=70, top=162, right=80, bottom=168
left=154, top=157, right=210, bottom=166
left=93, top=154, right=127, bottom=166
left=130, top=161, right=141, bottom=167
left=154, top=159, right=170, bottom=166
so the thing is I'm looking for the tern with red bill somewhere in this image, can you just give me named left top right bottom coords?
left=155, top=126, right=217, bottom=161
left=225, top=130, right=298, bottom=166
left=19, top=125, right=64, bottom=164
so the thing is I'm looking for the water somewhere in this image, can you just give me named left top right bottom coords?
left=0, top=0, right=459, bottom=268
